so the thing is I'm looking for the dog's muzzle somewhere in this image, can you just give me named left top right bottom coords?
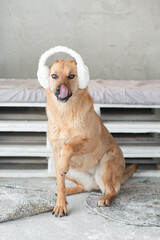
left=55, top=85, right=72, bottom=103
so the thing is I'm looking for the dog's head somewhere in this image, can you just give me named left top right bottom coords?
left=37, top=46, right=90, bottom=93
left=49, top=60, right=79, bottom=103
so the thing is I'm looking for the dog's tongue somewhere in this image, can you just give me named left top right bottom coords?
left=60, top=85, right=69, bottom=99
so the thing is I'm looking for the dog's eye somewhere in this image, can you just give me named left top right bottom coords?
left=68, top=74, right=75, bottom=80
left=51, top=74, right=58, bottom=79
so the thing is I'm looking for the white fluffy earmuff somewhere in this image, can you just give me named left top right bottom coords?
left=37, top=46, right=90, bottom=89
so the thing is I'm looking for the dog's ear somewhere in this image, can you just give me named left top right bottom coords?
left=49, top=60, right=59, bottom=69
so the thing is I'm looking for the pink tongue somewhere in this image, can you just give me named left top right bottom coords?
left=59, top=85, right=69, bottom=99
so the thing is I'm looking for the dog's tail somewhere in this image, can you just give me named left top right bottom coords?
left=121, top=164, right=138, bottom=184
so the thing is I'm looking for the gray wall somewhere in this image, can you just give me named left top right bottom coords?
left=0, top=0, right=160, bottom=80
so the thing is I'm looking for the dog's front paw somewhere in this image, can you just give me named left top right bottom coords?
left=98, top=197, right=110, bottom=207
left=52, top=204, right=68, bottom=217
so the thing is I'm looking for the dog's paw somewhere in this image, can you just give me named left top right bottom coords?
left=52, top=204, right=68, bottom=217
left=98, top=198, right=110, bottom=207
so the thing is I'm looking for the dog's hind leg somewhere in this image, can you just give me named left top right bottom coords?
left=98, top=180, right=117, bottom=206
left=65, top=175, right=86, bottom=196
left=96, top=150, right=124, bottom=207
left=66, top=186, right=86, bottom=196
left=97, top=167, right=117, bottom=206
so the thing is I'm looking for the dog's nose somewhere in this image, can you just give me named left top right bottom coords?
left=56, top=85, right=61, bottom=93
left=55, top=85, right=61, bottom=97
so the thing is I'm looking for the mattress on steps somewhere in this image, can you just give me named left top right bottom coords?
left=0, top=79, right=160, bottom=105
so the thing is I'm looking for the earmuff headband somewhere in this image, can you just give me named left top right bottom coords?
left=37, top=46, right=90, bottom=89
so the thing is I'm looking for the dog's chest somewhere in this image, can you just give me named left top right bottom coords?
left=49, top=117, right=86, bottom=140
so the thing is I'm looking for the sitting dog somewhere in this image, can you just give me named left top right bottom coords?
left=45, top=59, right=138, bottom=217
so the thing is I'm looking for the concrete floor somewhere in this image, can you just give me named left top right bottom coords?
left=0, top=177, right=160, bottom=240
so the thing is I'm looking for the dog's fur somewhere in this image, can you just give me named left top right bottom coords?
left=45, top=60, right=138, bottom=217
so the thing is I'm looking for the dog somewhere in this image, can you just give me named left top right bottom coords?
left=45, top=59, right=138, bottom=217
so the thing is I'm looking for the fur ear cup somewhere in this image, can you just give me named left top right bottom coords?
left=37, top=46, right=90, bottom=89
left=37, top=65, right=50, bottom=89
left=77, top=64, right=90, bottom=89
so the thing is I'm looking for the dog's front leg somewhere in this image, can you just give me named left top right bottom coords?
left=53, top=150, right=68, bottom=217
left=59, top=138, right=97, bottom=176
left=58, top=146, right=72, bottom=176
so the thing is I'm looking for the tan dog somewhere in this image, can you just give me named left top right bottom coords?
left=45, top=60, right=138, bottom=217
